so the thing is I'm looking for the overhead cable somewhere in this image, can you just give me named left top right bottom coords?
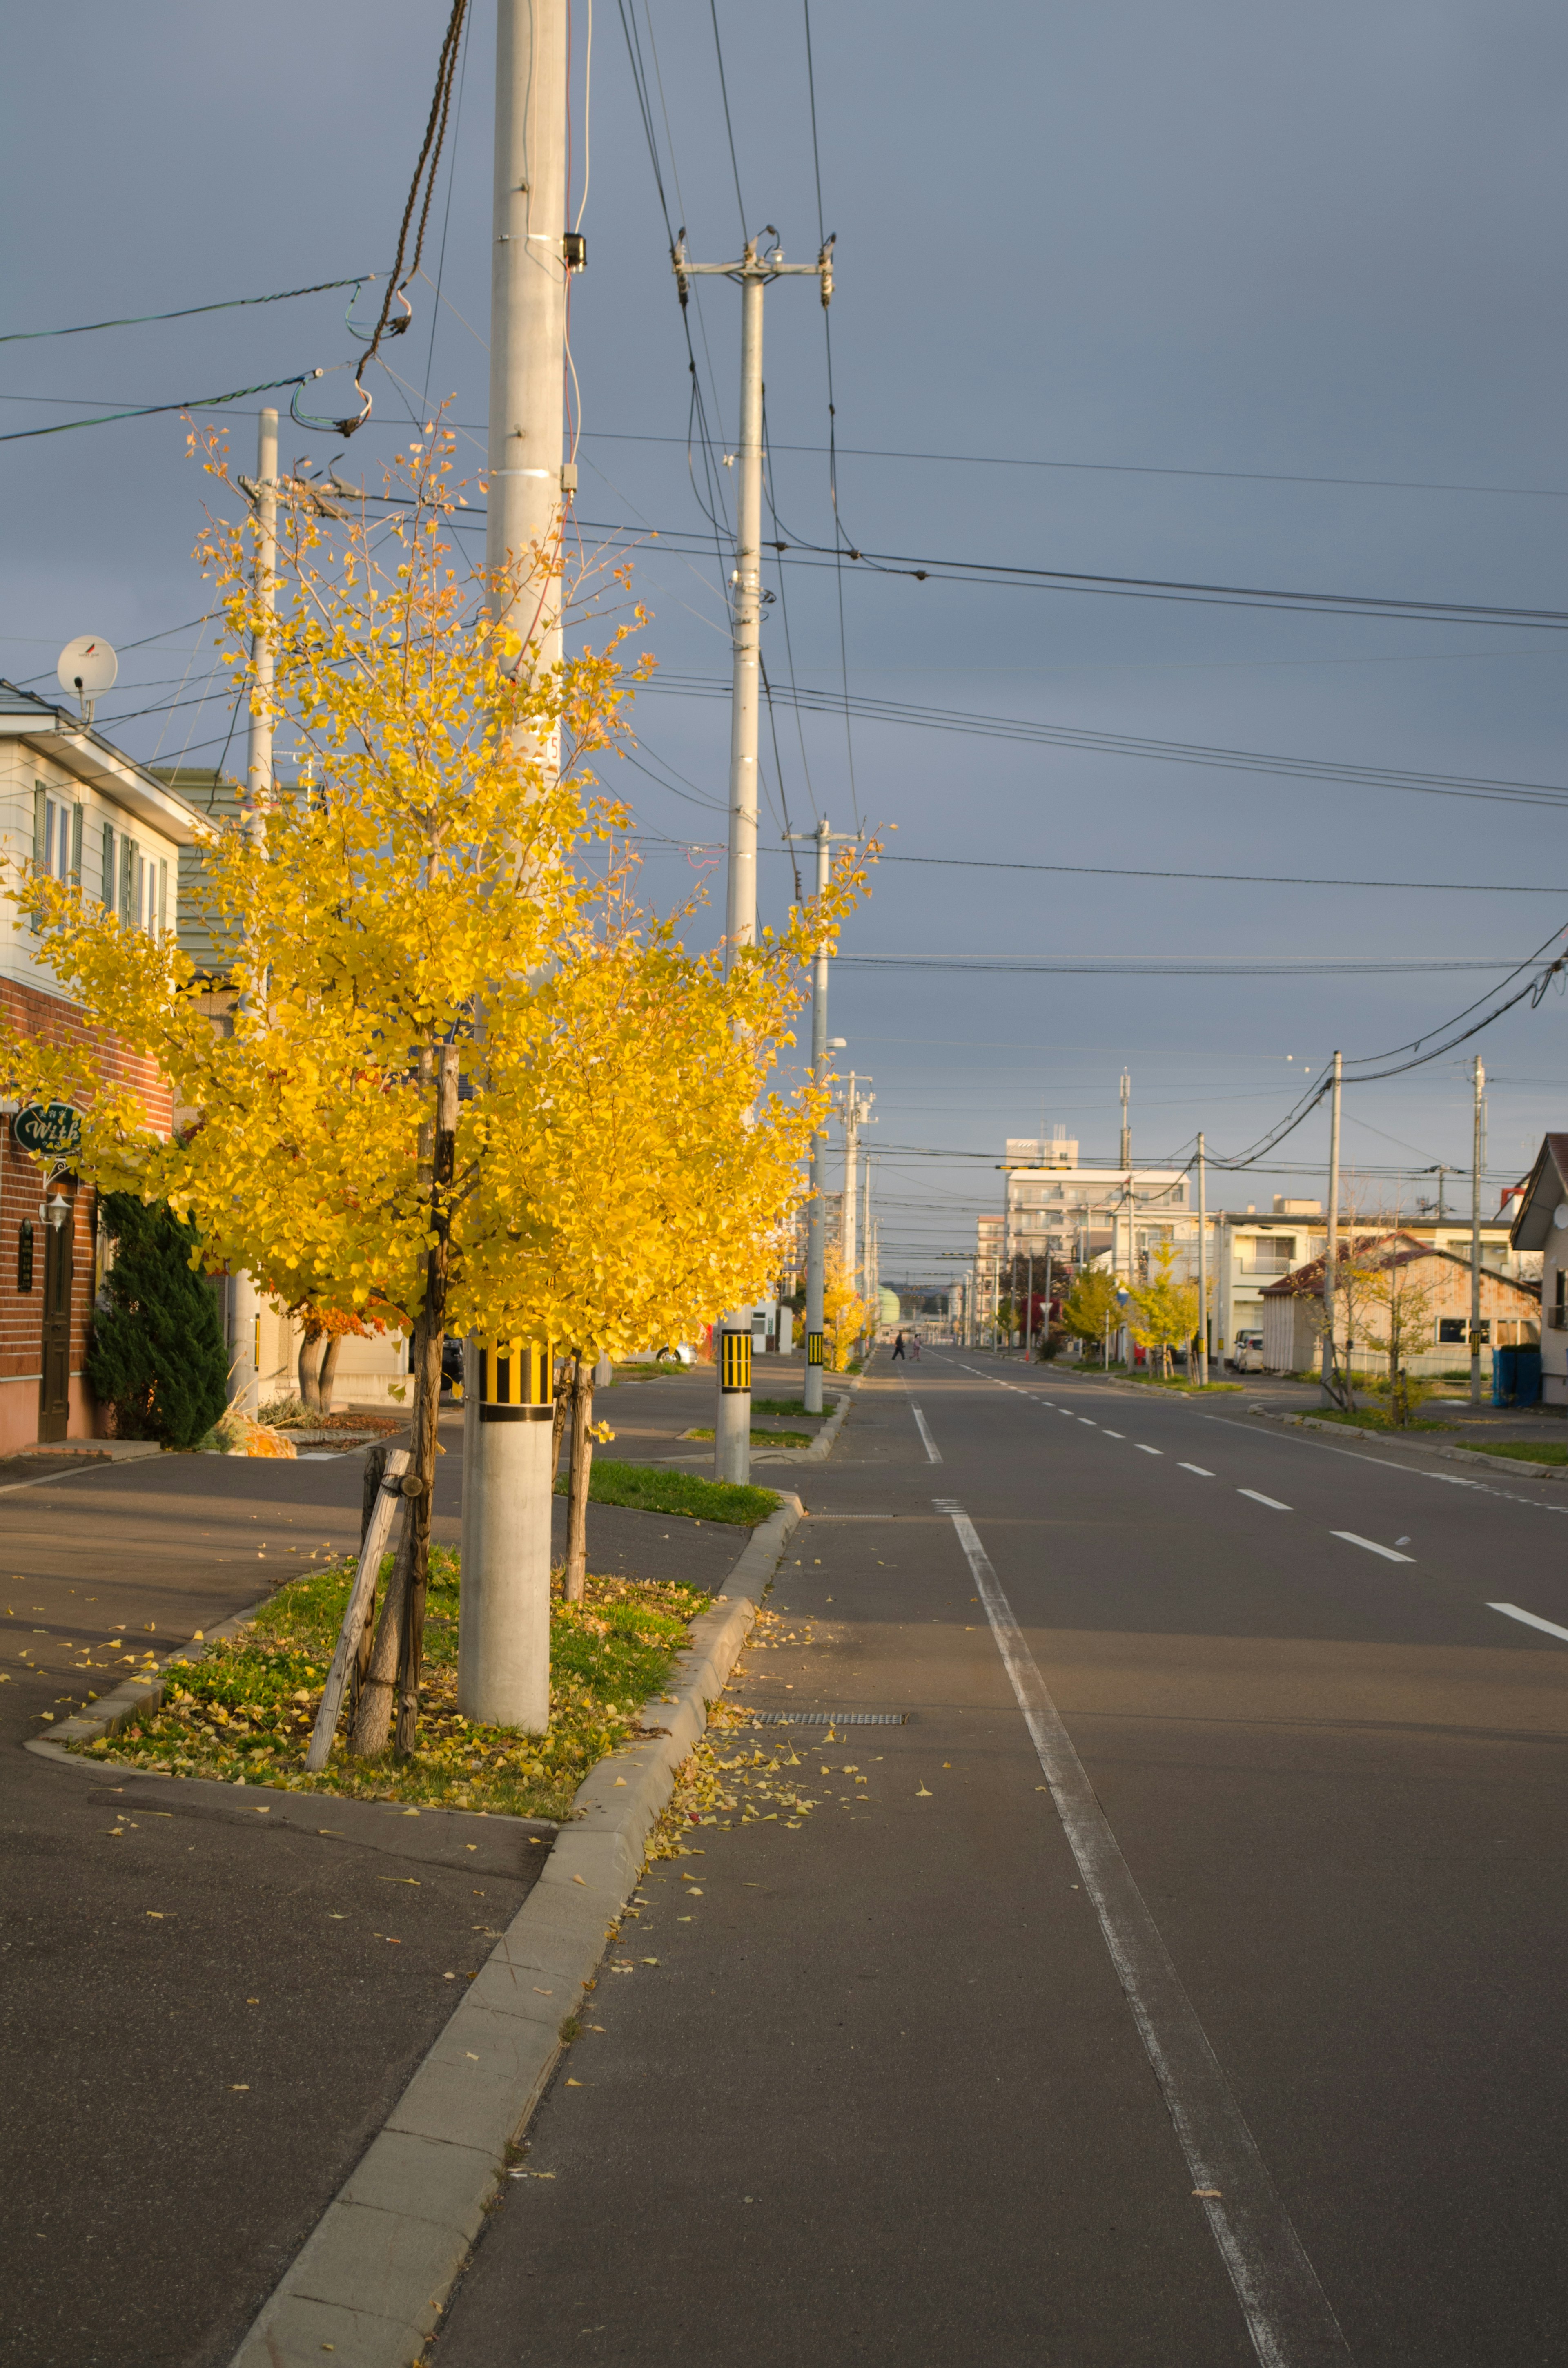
left=341, top=0, right=470, bottom=435
left=0, top=369, right=324, bottom=444
left=0, top=275, right=371, bottom=347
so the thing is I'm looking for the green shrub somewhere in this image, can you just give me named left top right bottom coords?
left=87, top=1193, right=228, bottom=1449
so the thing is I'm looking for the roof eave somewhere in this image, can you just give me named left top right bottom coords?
left=2, top=713, right=206, bottom=845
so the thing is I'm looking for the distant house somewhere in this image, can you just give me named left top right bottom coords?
left=1260, top=1232, right=1540, bottom=1378
left=1507, top=1136, right=1568, bottom=1408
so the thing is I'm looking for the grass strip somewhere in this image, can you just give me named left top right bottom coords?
left=1452, top=1436, right=1568, bottom=1465
left=559, top=1457, right=778, bottom=1526
left=680, top=1425, right=813, bottom=1448
left=70, top=1547, right=710, bottom=1819
left=751, top=1398, right=827, bottom=1419
left=1305, top=1408, right=1450, bottom=1435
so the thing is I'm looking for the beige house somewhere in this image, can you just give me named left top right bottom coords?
left=1260, top=1234, right=1540, bottom=1378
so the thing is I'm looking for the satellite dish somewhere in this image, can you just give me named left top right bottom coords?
left=56, top=635, right=118, bottom=722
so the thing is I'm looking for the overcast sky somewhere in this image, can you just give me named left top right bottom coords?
left=5, top=1, right=1567, bottom=1275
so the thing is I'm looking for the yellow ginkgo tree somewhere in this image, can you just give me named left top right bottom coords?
left=1, top=426, right=867, bottom=1757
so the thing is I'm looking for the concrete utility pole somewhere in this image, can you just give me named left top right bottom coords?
left=839, top=1074, right=874, bottom=1286
left=1196, top=1131, right=1209, bottom=1386
left=460, top=0, right=571, bottom=1735
left=1320, top=1051, right=1343, bottom=1405
left=1120, top=1070, right=1131, bottom=1169
left=674, top=230, right=833, bottom=1482
left=787, top=818, right=853, bottom=1411
left=227, top=406, right=279, bottom=1418
left=1470, top=1054, right=1486, bottom=1405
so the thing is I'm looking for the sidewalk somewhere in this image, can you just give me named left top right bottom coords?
left=0, top=1439, right=751, bottom=2368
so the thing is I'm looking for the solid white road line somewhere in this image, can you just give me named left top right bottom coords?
left=1331, top=1532, right=1414, bottom=1563
left=934, top=1497, right=1352, bottom=2368
left=1488, top=1601, right=1568, bottom=1644
left=1136, top=1444, right=1163, bottom=1456
left=1180, top=1463, right=1215, bottom=1477
left=1239, top=1489, right=1291, bottom=1511
left=910, top=1405, right=942, bottom=1465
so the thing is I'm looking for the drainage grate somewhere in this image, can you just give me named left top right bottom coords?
left=742, top=1709, right=908, bottom=1727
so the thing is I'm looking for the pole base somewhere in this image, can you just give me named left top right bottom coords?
left=458, top=1408, right=552, bottom=1733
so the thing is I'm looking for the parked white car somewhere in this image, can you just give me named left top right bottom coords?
left=1230, top=1330, right=1265, bottom=1372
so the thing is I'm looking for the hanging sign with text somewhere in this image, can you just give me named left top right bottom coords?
left=11, top=1102, right=83, bottom=1158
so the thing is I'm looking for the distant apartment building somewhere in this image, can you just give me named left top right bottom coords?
left=1, top=685, right=200, bottom=1452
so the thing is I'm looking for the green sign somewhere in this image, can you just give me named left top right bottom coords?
left=11, top=1102, right=83, bottom=1158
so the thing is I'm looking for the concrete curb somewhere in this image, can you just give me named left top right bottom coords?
left=226, top=1489, right=804, bottom=2368
left=1248, top=1402, right=1568, bottom=1481
left=751, top=1388, right=855, bottom=1466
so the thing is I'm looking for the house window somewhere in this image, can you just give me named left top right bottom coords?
left=1438, top=1318, right=1466, bottom=1344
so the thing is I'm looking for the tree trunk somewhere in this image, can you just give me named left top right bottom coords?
left=317, top=1331, right=344, bottom=1414
left=564, top=1358, right=593, bottom=1603
left=298, top=1324, right=325, bottom=1413
left=557, top=1354, right=575, bottom=1477
left=395, top=1042, right=458, bottom=1757
left=350, top=1041, right=457, bottom=1760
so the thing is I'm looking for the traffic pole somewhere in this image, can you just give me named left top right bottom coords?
left=1470, top=1055, right=1486, bottom=1405
left=460, top=0, right=570, bottom=1731
left=674, top=232, right=834, bottom=1483
left=1317, top=1056, right=1345, bottom=1402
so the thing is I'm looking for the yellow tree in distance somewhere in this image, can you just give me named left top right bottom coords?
left=1128, top=1240, right=1200, bottom=1380
left=1, top=423, right=869, bottom=1752
left=822, top=1246, right=873, bottom=1371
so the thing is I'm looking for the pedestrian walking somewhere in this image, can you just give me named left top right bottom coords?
left=891, top=1331, right=906, bottom=1360
left=911, top=1335, right=922, bottom=1361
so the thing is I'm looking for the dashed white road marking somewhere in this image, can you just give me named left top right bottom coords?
left=1488, top=1601, right=1568, bottom=1644
left=935, top=1495, right=1352, bottom=2367
left=1136, top=1444, right=1163, bottom=1456
left=910, top=1406, right=942, bottom=1464
left=1079, top=1418, right=1097, bottom=1427
left=1103, top=1429, right=1125, bottom=1439
left=1331, top=1531, right=1414, bottom=1563
left=1239, top=1489, right=1291, bottom=1511
left=1179, top=1463, right=1214, bottom=1476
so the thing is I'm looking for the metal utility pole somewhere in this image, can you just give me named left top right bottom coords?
left=227, top=407, right=279, bottom=1418
left=674, top=231, right=833, bottom=1483
left=1196, top=1131, right=1209, bottom=1386
left=1120, top=1070, right=1131, bottom=1169
left=1024, top=1252, right=1033, bottom=1358
left=786, top=818, right=853, bottom=1411
left=460, top=0, right=571, bottom=1735
left=1319, top=1051, right=1343, bottom=1405
left=1470, top=1055, right=1486, bottom=1404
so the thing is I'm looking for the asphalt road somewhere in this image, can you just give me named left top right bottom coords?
left=434, top=1351, right=1568, bottom=2368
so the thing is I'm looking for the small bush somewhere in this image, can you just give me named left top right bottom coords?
left=88, top=1195, right=228, bottom=1449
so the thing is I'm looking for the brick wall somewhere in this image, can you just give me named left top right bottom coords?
left=0, top=976, right=173, bottom=1453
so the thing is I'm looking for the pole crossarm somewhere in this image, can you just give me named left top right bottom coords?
left=673, top=232, right=835, bottom=303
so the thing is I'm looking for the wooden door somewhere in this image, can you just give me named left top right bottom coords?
left=38, top=1203, right=74, bottom=1441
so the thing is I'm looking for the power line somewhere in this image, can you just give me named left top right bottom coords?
left=707, top=0, right=748, bottom=236
left=0, top=275, right=370, bottom=346
left=343, top=0, right=470, bottom=435
left=0, top=369, right=323, bottom=444
left=577, top=426, right=1568, bottom=504
left=638, top=668, right=1568, bottom=809
left=834, top=955, right=1527, bottom=977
